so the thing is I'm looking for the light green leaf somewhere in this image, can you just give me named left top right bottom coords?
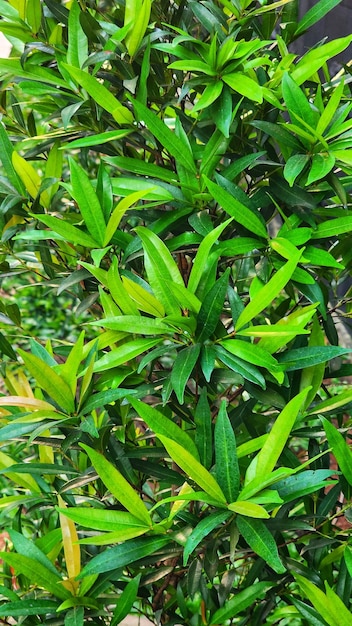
left=0, top=554, right=70, bottom=600
left=322, top=418, right=352, bottom=486
left=63, top=130, right=132, bottom=150
left=222, top=72, right=263, bottom=103
left=236, top=516, right=286, bottom=574
left=246, top=388, right=310, bottom=483
left=67, top=0, right=88, bottom=68
left=188, top=219, right=232, bottom=294
left=158, top=435, right=226, bottom=503
left=129, top=397, right=199, bottom=460
left=92, top=338, right=161, bottom=373
left=104, top=189, right=149, bottom=246
left=33, top=214, right=99, bottom=248
left=63, top=64, right=133, bottom=124
left=228, top=501, right=270, bottom=519
left=90, top=315, right=172, bottom=335
left=17, top=349, right=75, bottom=414
left=235, top=248, right=302, bottom=330
left=294, top=574, right=351, bottom=626
left=136, top=226, right=184, bottom=314
left=284, top=154, right=309, bottom=186
left=68, top=157, right=106, bottom=247
left=311, top=216, right=352, bottom=239
left=306, top=152, right=335, bottom=185
left=80, top=444, right=152, bottom=526
left=193, top=81, right=223, bottom=112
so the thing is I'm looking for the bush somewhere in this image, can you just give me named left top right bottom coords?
left=0, top=0, right=352, bottom=624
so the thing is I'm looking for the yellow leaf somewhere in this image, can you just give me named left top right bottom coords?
left=58, top=495, right=81, bottom=587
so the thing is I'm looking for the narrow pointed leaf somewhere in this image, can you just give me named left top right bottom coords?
left=215, top=401, right=240, bottom=503
left=111, top=574, right=141, bottom=626
left=69, top=157, right=106, bottom=246
left=195, top=388, right=212, bottom=469
left=92, top=338, right=161, bottom=372
left=236, top=516, right=285, bottom=573
left=170, top=344, right=201, bottom=404
left=196, top=269, right=230, bottom=342
left=158, top=435, right=226, bottom=503
left=0, top=554, right=70, bottom=599
left=183, top=511, right=231, bottom=565
left=188, top=219, right=232, bottom=294
left=205, top=177, right=267, bottom=238
left=235, top=249, right=302, bottom=330
left=17, top=349, right=75, bottom=414
left=133, top=100, right=195, bottom=173
left=78, top=536, right=170, bottom=577
left=80, top=444, right=152, bottom=526
left=228, top=501, right=270, bottom=518
left=129, top=397, right=199, bottom=459
left=322, top=418, right=352, bottom=486
left=210, top=582, right=272, bottom=624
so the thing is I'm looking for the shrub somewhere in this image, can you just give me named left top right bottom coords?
left=0, top=0, right=352, bottom=624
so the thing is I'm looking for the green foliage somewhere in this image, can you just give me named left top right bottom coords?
left=0, top=0, right=351, bottom=624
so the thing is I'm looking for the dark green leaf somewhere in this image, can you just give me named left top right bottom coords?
left=78, top=536, right=170, bottom=577
left=236, top=516, right=286, bottom=574
left=278, top=346, right=352, bottom=371
left=183, top=511, right=231, bottom=565
left=210, top=582, right=272, bottom=624
left=0, top=600, right=59, bottom=617
left=195, top=388, right=213, bottom=469
left=322, top=418, right=352, bottom=485
left=196, top=269, right=230, bottom=342
left=111, top=574, right=141, bottom=626
left=215, top=401, right=240, bottom=503
left=171, top=344, right=201, bottom=404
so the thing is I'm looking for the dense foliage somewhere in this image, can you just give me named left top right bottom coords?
left=0, top=0, right=352, bottom=624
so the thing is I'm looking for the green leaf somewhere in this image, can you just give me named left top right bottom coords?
left=282, top=72, right=317, bottom=129
left=129, top=398, right=199, bottom=460
left=274, top=470, right=337, bottom=502
left=68, top=157, right=106, bottom=247
left=344, top=545, right=352, bottom=578
left=158, top=435, right=226, bottom=503
left=78, top=536, right=170, bottom=577
left=205, top=177, right=267, bottom=238
left=294, top=575, right=351, bottom=626
left=322, top=418, right=352, bottom=486
left=215, top=401, right=240, bottom=503
left=284, top=154, right=309, bottom=186
left=92, top=338, right=161, bottom=372
left=34, top=214, right=99, bottom=248
left=64, top=130, right=132, bottom=150
left=0, top=554, right=70, bottom=600
left=56, top=508, right=149, bottom=541
left=235, top=248, right=302, bottom=330
left=9, top=529, right=58, bottom=576
left=80, top=444, right=152, bottom=526
left=183, top=511, right=231, bottom=565
left=133, top=100, right=196, bottom=173
left=312, top=216, right=352, bottom=239
left=210, top=582, right=272, bottom=624
left=228, top=501, right=270, bottom=519
left=291, top=35, right=352, bottom=85
left=195, top=388, right=213, bottom=469
left=290, top=597, right=330, bottom=626
left=136, top=226, right=184, bottom=314
left=220, top=339, right=282, bottom=376
left=188, top=218, right=232, bottom=294
left=214, top=345, right=266, bottom=388
left=236, top=516, right=286, bottom=574
left=67, top=0, right=88, bottom=68
left=170, top=344, right=201, bottom=404
left=17, top=349, right=75, bottom=414
left=308, top=389, right=352, bottom=415
left=64, top=607, right=84, bottom=626
left=196, top=269, right=230, bottom=342
left=91, top=315, right=172, bottom=335
left=295, top=0, right=343, bottom=36
left=246, top=388, right=310, bottom=482
left=193, top=81, right=223, bottom=112
left=111, top=574, right=141, bottom=626
left=0, top=123, right=25, bottom=194
left=63, top=64, right=133, bottom=124
left=306, top=153, right=335, bottom=186
left=0, top=600, right=59, bottom=617
left=222, top=72, right=263, bottom=103
left=278, top=346, right=351, bottom=371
